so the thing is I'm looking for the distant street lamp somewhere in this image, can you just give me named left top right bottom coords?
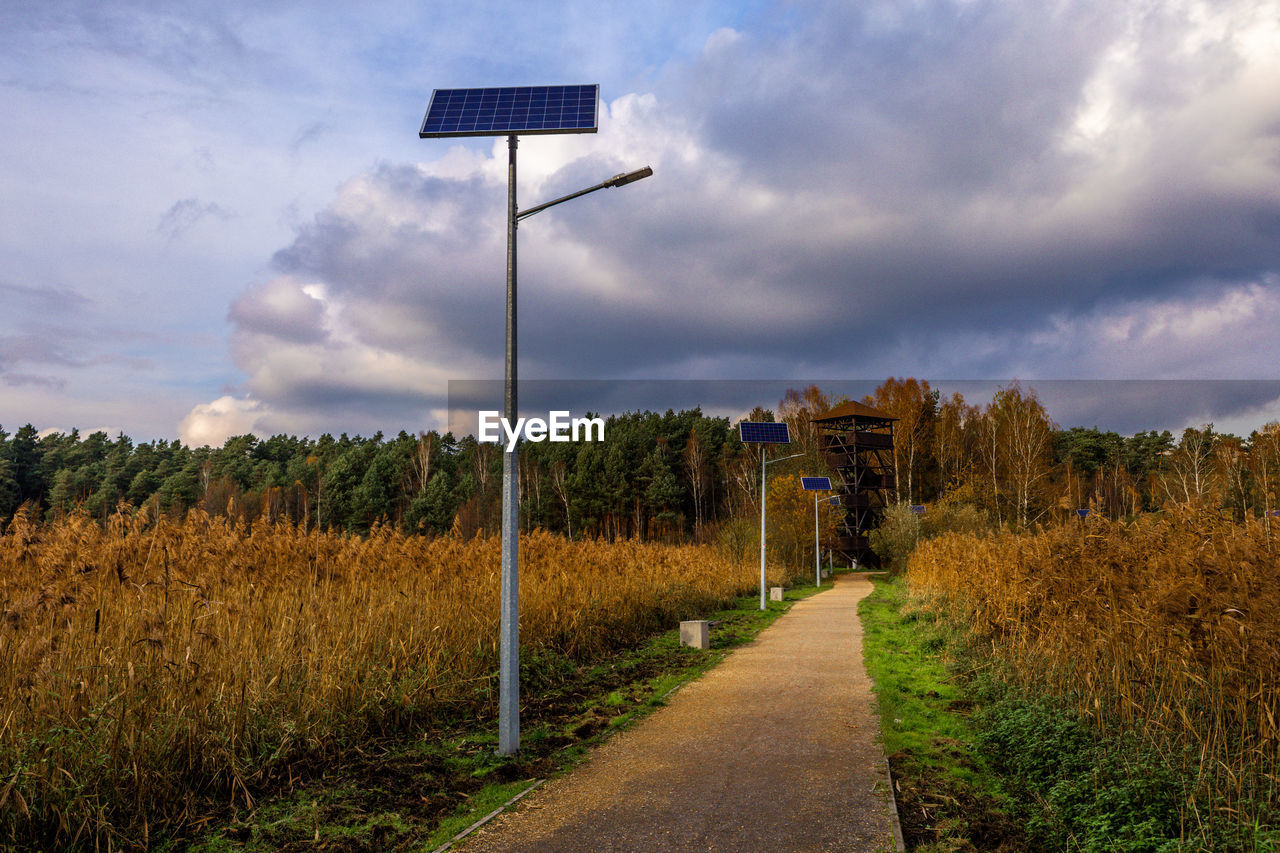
left=801, top=477, right=833, bottom=589
left=760, top=451, right=803, bottom=608
left=420, top=85, right=651, bottom=755
left=737, top=422, right=798, bottom=611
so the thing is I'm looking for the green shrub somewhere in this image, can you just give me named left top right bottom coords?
left=870, top=500, right=992, bottom=572
left=868, top=503, right=920, bottom=572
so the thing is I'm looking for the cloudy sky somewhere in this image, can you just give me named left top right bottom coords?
left=3, top=0, right=1279, bottom=445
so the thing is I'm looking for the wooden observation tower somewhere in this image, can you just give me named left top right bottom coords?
left=812, top=401, right=897, bottom=567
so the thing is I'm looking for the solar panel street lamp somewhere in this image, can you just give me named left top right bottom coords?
left=737, top=422, right=800, bottom=610
left=801, top=477, right=832, bottom=589
left=419, top=85, right=652, bottom=756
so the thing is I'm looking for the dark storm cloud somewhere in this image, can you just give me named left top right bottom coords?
left=690, top=3, right=1105, bottom=191
left=657, top=0, right=1280, bottom=360
left=1025, top=381, right=1280, bottom=435
left=214, top=0, right=1280, bottom=437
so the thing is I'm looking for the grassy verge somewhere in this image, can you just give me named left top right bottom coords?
left=860, top=574, right=1276, bottom=853
left=859, top=574, right=1023, bottom=852
left=175, top=578, right=829, bottom=852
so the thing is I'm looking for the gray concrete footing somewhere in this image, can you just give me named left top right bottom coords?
left=679, top=620, right=710, bottom=649
left=769, top=586, right=785, bottom=601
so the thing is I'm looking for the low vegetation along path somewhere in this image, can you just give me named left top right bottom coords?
left=459, top=573, right=900, bottom=853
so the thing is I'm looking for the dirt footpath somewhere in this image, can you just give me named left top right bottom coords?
left=459, top=573, right=901, bottom=852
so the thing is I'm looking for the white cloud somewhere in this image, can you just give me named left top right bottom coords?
left=178, top=395, right=266, bottom=447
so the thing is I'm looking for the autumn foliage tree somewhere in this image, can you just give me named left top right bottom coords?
left=1159, top=425, right=1220, bottom=507
left=934, top=391, right=974, bottom=492
left=765, top=474, right=839, bottom=571
left=864, top=377, right=936, bottom=505
left=990, top=382, right=1056, bottom=527
left=778, top=385, right=838, bottom=476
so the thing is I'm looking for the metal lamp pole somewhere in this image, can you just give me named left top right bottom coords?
left=418, top=85, right=647, bottom=756
left=498, top=135, right=520, bottom=755
left=496, top=158, right=652, bottom=755
left=814, top=491, right=821, bottom=589
left=760, top=450, right=803, bottom=610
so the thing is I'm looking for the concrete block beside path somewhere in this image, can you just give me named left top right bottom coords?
left=770, top=586, right=785, bottom=602
left=680, top=620, right=710, bottom=649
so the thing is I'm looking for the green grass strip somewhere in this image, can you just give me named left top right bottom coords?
left=859, top=574, right=1021, bottom=852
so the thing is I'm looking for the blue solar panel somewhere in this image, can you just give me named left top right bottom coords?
left=738, top=421, right=790, bottom=444
left=801, top=477, right=832, bottom=491
left=419, top=85, right=599, bottom=138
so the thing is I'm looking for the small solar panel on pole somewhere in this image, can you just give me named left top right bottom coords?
left=420, top=85, right=600, bottom=137
left=739, top=421, right=791, bottom=444
left=801, top=477, right=833, bottom=589
left=419, top=84, right=650, bottom=756
left=738, top=422, right=797, bottom=610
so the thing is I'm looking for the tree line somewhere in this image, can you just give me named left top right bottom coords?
left=775, top=379, right=1280, bottom=526
left=0, top=409, right=763, bottom=540
left=4, top=378, right=1278, bottom=538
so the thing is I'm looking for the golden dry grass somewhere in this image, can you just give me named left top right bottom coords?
left=0, top=507, right=766, bottom=849
left=907, top=506, right=1280, bottom=838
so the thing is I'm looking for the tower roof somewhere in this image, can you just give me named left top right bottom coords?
left=811, top=400, right=897, bottom=423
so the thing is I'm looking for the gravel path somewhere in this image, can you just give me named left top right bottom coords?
left=458, top=573, right=901, bottom=852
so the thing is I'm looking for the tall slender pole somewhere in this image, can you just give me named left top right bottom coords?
left=759, top=449, right=767, bottom=610
left=499, top=135, right=520, bottom=755
left=814, top=492, right=820, bottom=589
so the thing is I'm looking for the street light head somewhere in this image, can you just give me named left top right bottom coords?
left=518, top=165, right=654, bottom=221
left=607, top=166, right=653, bottom=187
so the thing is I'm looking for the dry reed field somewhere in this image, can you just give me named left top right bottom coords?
left=907, top=507, right=1280, bottom=842
left=0, top=507, right=761, bottom=849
